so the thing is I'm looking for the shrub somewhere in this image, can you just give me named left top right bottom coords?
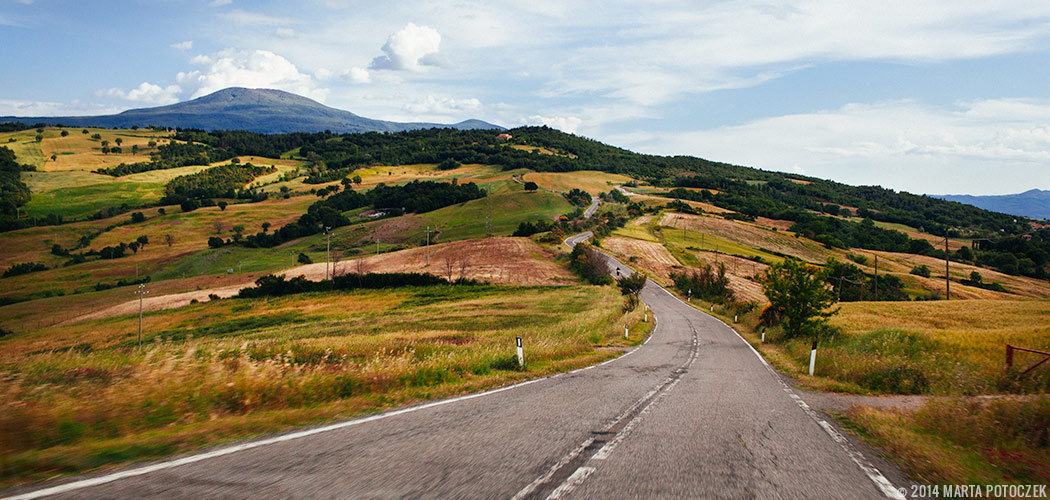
left=3, top=262, right=48, bottom=278
left=670, top=262, right=734, bottom=304
left=910, top=264, right=931, bottom=278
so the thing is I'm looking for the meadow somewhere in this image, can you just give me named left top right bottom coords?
left=0, top=283, right=651, bottom=485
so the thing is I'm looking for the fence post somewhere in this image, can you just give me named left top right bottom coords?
left=1006, top=344, right=1013, bottom=370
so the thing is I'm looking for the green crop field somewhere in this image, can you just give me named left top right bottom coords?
left=421, top=182, right=572, bottom=242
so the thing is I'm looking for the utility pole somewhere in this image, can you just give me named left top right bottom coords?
left=486, top=189, right=492, bottom=237
left=135, top=284, right=149, bottom=349
left=874, top=254, right=878, bottom=301
left=426, top=226, right=430, bottom=266
left=324, top=226, right=331, bottom=280
left=945, top=236, right=950, bottom=300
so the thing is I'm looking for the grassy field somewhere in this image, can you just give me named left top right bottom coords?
left=421, top=182, right=572, bottom=242
left=0, top=283, right=650, bottom=486
left=522, top=170, right=632, bottom=194
left=22, top=181, right=167, bottom=218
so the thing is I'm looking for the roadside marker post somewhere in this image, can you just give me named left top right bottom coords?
left=644, top=305, right=648, bottom=322
left=624, top=323, right=629, bottom=339
left=516, top=336, right=524, bottom=367
left=809, top=341, right=818, bottom=376
left=761, top=328, right=766, bottom=343
left=734, top=314, right=738, bottom=323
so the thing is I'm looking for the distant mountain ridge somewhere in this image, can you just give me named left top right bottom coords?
left=934, top=189, right=1050, bottom=221
left=0, top=87, right=503, bottom=134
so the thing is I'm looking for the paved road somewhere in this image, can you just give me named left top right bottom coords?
left=583, top=196, right=600, bottom=218
left=4, top=245, right=905, bottom=500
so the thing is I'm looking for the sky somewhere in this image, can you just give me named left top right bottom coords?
left=2, top=1, right=1050, bottom=195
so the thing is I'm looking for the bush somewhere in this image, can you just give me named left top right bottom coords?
left=670, top=262, right=734, bottom=304
left=130, top=212, right=146, bottom=223
left=568, top=243, right=612, bottom=285
left=437, top=158, right=461, bottom=170
left=910, top=264, right=931, bottom=278
left=297, top=253, right=313, bottom=264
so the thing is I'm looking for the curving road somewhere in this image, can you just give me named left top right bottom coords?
left=583, top=196, right=600, bottom=218
left=4, top=241, right=906, bottom=500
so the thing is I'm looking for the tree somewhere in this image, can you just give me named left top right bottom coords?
left=761, top=259, right=838, bottom=339
left=437, top=158, right=461, bottom=170
left=218, top=200, right=228, bottom=211
left=297, top=252, right=312, bottom=264
left=101, top=140, right=109, bottom=148
left=50, top=154, right=57, bottom=162
left=261, top=221, right=271, bottom=233
left=35, top=134, right=43, bottom=142
left=60, top=130, right=69, bottom=137
left=524, top=181, right=539, bottom=192
left=165, top=233, right=175, bottom=247
left=352, top=175, right=362, bottom=185
left=130, top=211, right=146, bottom=223
left=136, top=235, right=148, bottom=250
left=82, top=129, right=89, bottom=135
left=213, top=220, right=224, bottom=234
left=115, top=138, right=123, bottom=146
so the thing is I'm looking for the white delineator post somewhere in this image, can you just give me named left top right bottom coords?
left=808, top=341, right=818, bottom=376
left=516, top=336, right=524, bottom=367
left=761, top=328, right=766, bottom=343
left=624, top=323, right=629, bottom=339
left=644, top=305, right=648, bottom=322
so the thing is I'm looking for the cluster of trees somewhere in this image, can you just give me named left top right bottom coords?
left=823, top=258, right=907, bottom=302
left=0, top=147, right=31, bottom=231
left=236, top=272, right=461, bottom=299
left=161, top=163, right=275, bottom=205
left=0, top=122, right=41, bottom=133
left=95, top=141, right=235, bottom=176
left=564, top=188, right=591, bottom=207
left=239, top=181, right=484, bottom=249
left=3, top=261, right=48, bottom=278
left=512, top=219, right=554, bottom=237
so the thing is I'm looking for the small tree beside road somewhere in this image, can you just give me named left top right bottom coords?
left=761, top=259, right=838, bottom=339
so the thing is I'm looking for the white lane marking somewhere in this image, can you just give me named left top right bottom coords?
left=509, top=438, right=596, bottom=500
left=5, top=376, right=547, bottom=500
left=696, top=302, right=905, bottom=500
left=544, top=467, right=595, bottom=500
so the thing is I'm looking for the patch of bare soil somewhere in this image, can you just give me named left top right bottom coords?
left=692, top=251, right=769, bottom=303
left=600, top=237, right=682, bottom=282
left=660, top=212, right=833, bottom=263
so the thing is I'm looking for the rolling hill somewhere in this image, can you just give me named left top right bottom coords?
left=935, top=189, right=1050, bottom=221
left=0, top=87, right=503, bottom=134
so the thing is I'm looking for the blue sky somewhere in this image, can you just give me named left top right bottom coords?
left=3, top=0, right=1050, bottom=195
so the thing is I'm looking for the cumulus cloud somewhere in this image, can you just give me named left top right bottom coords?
left=527, top=115, right=582, bottom=134
left=631, top=99, right=1050, bottom=195
left=343, top=67, right=371, bottom=84
left=170, top=40, right=192, bottom=51
left=99, top=82, right=181, bottom=105
left=370, top=22, right=443, bottom=71
left=404, top=96, right=481, bottom=115
left=175, top=49, right=328, bottom=102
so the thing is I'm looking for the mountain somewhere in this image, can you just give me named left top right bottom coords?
left=934, top=189, right=1050, bottom=221
left=0, top=88, right=503, bottom=134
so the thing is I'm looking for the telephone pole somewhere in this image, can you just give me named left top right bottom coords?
left=425, top=226, right=431, bottom=266
left=945, top=236, right=950, bottom=300
left=486, top=190, right=492, bottom=237
left=874, top=254, right=878, bottom=301
left=135, top=284, right=149, bottom=349
left=324, top=226, right=331, bottom=280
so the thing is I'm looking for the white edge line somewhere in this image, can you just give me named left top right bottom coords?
left=4, top=377, right=547, bottom=500
left=544, top=466, right=596, bottom=500
left=693, top=300, right=904, bottom=500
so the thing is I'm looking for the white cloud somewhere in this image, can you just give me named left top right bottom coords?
left=220, top=9, right=290, bottom=26
left=0, top=98, right=122, bottom=117
left=274, top=27, right=296, bottom=39
left=369, top=22, right=443, bottom=71
left=527, top=115, right=583, bottom=134
left=344, top=67, right=371, bottom=84
left=209, top=0, right=232, bottom=6
left=99, top=82, right=181, bottom=105
left=175, top=49, right=328, bottom=102
left=404, top=95, right=481, bottom=115
left=189, top=54, right=213, bottom=65
left=170, top=40, right=193, bottom=51
left=630, top=99, right=1050, bottom=195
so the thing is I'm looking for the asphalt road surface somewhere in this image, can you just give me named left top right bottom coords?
left=583, top=196, right=600, bottom=218
left=5, top=244, right=906, bottom=500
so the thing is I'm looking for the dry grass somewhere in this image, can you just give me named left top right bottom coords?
left=522, top=171, right=632, bottom=194
left=599, top=236, right=682, bottom=284
left=39, top=129, right=173, bottom=172
left=0, top=284, right=649, bottom=486
left=659, top=212, right=833, bottom=263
